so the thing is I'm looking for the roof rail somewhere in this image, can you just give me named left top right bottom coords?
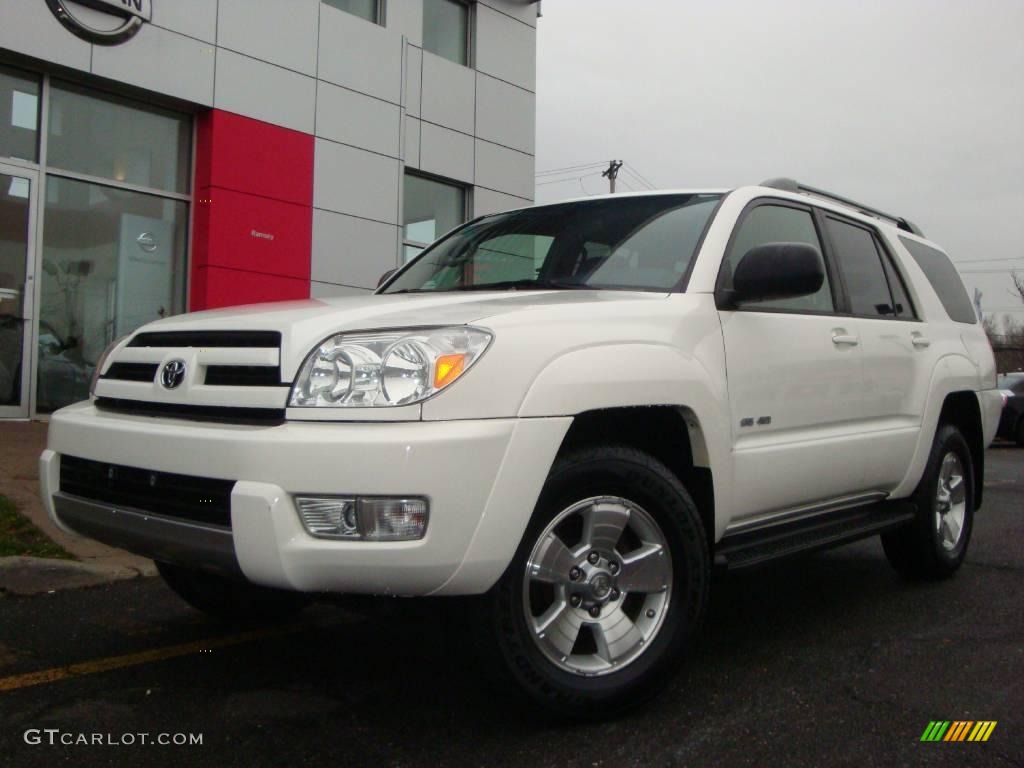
left=759, top=177, right=924, bottom=237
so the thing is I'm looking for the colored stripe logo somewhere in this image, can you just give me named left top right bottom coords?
left=921, top=721, right=997, bottom=742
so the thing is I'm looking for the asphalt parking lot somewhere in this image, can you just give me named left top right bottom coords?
left=1, top=447, right=1021, bottom=768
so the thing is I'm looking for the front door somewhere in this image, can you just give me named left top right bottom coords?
left=0, top=163, right=38, bottom=418
left=718, top=200, right=867, bottom=522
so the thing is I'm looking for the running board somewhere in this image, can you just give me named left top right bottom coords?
left=715, top=500, right=917, bottom=571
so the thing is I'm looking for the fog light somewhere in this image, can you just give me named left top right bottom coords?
left=295, top=497, right=359, bottom=539
left=295, top=496, right=428, bottom=541
left=360, top=498, right=428, bottom=541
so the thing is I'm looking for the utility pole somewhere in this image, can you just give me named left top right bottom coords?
left=602, top=160, right=623, bottom=194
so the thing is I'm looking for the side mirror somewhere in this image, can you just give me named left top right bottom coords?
left=725, top=242, right=824, bottom=306
left=377, top=268, right=397, bottom=288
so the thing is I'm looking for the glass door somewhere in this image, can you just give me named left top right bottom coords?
left=0, top=164, right=38, bottom=418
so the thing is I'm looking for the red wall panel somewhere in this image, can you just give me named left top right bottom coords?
left=193, top=186, right=311, bottom=278
left=190, top=110, right=314, bottom=311
left=191, top=266, right=310, bottom=310
left=193, top=110, right=314, bottom=206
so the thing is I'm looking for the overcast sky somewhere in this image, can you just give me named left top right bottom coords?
left=532, top=0, right=1024, bottom=323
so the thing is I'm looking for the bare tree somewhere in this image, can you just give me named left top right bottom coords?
left=1013, top=271, right=1024, bottom=304
left=990, top=313, right=1024, bottom=373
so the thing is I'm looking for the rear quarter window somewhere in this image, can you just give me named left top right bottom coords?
left=898, top=236, right=977, bottom=324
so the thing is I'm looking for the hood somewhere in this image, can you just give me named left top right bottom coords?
left=138, top=290, right=670, bottom=373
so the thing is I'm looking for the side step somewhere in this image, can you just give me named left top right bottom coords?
left=715, top=500, right=917, bottom=571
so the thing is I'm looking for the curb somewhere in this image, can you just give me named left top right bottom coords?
left=0, top=556, right=156, bottom=597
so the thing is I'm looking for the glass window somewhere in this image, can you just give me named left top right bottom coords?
left=47, top=81, right=191, bottom=194
left=403, top=174, right=466, bottom=261
left=899, top=236, right=977, bottom=324
left=385, top=194, right=723, bottom=293
left=423, top=0, right=469, bottom=66
left=37, top=175, right=188, bottom=412
left=723, top=205, right=834, bottom=313
left=0, top=171, right=32, bottom=407
left=322, top=0, right=380, bottom=23
left=878, top=244, right=915, bottom=319
left=0, top=64, right=40, bottom=163
left=826, top=217, right=896, bottom=317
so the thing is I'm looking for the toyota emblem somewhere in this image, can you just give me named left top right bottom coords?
left=160, top=359, right=186, bottom=389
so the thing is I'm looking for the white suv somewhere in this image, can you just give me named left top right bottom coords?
left=41, top=179, right=1002, bottom=716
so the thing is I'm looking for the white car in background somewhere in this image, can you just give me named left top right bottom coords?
left=41, top=179, right=1002, bottom=717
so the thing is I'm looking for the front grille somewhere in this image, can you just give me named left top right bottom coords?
left=128, top=330, right=281, bottom=348
left=101, top=329, right=286, bottom=418
left=59, top=455, right=235, bottom=529
left=205, top=365, right=283, bottom=387
left=102, top=362, right=158, bottom=382
left=95, top=397, right=285, bottom=426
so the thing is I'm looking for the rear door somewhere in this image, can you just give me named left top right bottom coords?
left=822, top=215, right=935, bottom=491
left=718, top=200, right=867, bottom=522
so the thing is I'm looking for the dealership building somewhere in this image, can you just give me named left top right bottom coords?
left=0, top=0, right=538, bottom=418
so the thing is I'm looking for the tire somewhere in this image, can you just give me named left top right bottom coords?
left=156, top=562, right=310, bottom=621
left=486, top=444, right=710, bottom=719
left=882, top=424, right=975, bottom=580
left=1016, top=417, right=1024, bottom=447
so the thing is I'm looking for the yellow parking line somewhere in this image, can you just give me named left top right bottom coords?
left=0, top=622, right=324, bottom=693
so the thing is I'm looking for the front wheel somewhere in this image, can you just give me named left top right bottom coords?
left=487, top=445, right=710, bottom=718
left=882, top=423, right=975, bottom=580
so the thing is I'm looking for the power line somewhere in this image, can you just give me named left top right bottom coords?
left=535, top=171, right=604, bottom=187
left=623, top=162, right=657, bottom=190
left=535, top=161, right=606, bottom=177
left=953, top=256, right=1024, bottom=264
left=959, top=267, right=1024, bottom=274
left=619, top=167, right=652, bottom=190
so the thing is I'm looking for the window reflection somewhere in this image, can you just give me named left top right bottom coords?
left=47, top=81, right=191, bottom=194
left=37, top=176, right=188, bottom=412
left=0, top=64, right=40, bottom=163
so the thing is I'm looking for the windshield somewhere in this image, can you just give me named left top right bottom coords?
left=382, top=193, right=722, bottom=294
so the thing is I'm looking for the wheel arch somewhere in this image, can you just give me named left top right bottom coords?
left=938, top=391, right=985, bottom=510
left=893, top=354, right=986, bottom=506
left=557, top=406, right=716, bottom=551
left=516, top=342, right=733, bottom=541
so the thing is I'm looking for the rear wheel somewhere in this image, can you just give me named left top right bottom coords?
left=156, top=562, right=309, bottom=621
left=882, top=424, right=974, bottom=580
left=1016, top=416, right=1024, bottom=447
left=487, top=445, right=709, bottom=718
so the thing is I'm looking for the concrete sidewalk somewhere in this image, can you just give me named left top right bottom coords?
left=0, top=420, right=155, bottom=593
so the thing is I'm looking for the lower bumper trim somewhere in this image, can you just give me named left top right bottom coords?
left=53, top=492, right=241, bottom=576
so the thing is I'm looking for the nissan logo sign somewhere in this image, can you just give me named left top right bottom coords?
left=160, top=359, right=186, bottom=390
left=45, top=0, right=152, bottom=46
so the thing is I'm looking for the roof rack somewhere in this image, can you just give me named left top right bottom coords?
left=760, top=178, right=924, bottom=237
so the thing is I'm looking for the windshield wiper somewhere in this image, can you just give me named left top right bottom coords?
left=451, top=279, right=589, bottom=292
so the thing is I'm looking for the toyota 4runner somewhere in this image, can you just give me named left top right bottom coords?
left=40, top=178, right=1003, bottom=716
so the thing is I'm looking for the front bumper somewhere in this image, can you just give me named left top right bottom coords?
left=41, top=402, right=570, bottom=596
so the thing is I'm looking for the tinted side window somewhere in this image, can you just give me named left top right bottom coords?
left=878, top=244, right=914, bottom=319
left=826, top=217, right=895, bottom=317
left=899, top=236, right=977, bottom=324
left=724, top=205, right=834, bottom=313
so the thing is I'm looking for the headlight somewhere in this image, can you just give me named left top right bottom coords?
left=289, top=326, right=492, bottom=407
left=88, top=335, right=128, bottom=398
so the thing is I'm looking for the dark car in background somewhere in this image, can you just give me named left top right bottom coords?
left=997, top=373, right=1024, bottom=446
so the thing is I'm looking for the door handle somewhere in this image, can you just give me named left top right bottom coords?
left=911, top=333, right=931, bottom=348
left=831, top=331, right=859, bottom=346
